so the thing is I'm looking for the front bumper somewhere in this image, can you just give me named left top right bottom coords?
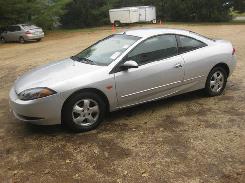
left=9, top=87, right=63, bottom=125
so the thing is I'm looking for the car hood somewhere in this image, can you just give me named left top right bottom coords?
left=14, top=58, right=103, bottom=94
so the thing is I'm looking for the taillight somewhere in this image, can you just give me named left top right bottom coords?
left=25, top=31, right=32, bottom=35
left=232, top=48, right=235, bottom=55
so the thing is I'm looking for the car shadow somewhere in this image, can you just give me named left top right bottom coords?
left=106, top=90, right=206, bottom=122
left=23, top=123, right=67, bottom=135
left=0, top=40, right=40, bottom=45
left=21, top=90, right=206, bottom=135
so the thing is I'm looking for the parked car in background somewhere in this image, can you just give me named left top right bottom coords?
left=0, top=24, right=44, bottom=43
left=109, top=6, right=156, bottom=26
left=9, top=29, right=236, bottom=132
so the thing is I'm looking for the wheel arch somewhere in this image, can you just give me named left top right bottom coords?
left=212, top=62, right=230, bottom=77
left=61, top=88, right=110, bottom=121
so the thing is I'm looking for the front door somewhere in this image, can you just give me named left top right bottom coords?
left=114, top=34, right=185, bottom=108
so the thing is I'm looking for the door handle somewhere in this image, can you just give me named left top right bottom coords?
left=175, top=63, right=183, bottom=68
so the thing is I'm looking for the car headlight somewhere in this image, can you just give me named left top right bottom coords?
left=18, top=87, right=57, bottom=101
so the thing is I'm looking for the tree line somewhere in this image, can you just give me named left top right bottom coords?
left=0, top=0, right=244, bottom=30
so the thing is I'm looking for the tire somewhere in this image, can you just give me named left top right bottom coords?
left=205, top=67, right=227, bottom=97
left=0, top=37, right=5, bottom=43
left=114, top=21, right=121, bottom=27
left=62, top=92, right=106, bottom=132
left=19, top=37, right=25, bottom=44
left=151, top=19, right=157, bottom=24
left=36, top=38, right=41, bottom=42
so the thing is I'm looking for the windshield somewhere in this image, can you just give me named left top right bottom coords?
left=74, top=34, right=140, bottom=66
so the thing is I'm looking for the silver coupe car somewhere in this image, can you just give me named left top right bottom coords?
left=9, top=29, right=236, bottom=132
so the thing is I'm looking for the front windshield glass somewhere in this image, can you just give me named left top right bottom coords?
left=74, top=34, right=140, bottom=66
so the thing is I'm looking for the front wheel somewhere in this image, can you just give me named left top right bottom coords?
left=205, top=67, right=227, bottom=97
left=62, top=92, right=106, bottom=132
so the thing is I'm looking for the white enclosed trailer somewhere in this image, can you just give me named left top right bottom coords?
left=109, top=6, right=156, bottom=26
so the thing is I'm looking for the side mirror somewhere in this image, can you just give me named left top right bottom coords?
left=120, top=60, right=138, bottom=70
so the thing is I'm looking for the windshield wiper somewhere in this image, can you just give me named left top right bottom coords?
left=70, top=55, right=80, bottom=61
left=70, top=56, right=95, bottom=65
left=80, top=57, right=95, bottom=64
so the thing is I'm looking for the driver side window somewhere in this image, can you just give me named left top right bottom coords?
left=127, top=34, right=178, bottom=66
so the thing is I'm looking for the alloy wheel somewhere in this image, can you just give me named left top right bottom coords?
left=210, top=71, right=224, bottom=93
left=72, top=99, right=100, bottom=127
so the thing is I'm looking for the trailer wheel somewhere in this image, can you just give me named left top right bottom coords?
left=152, top=19, right=157, bottom=24
left=114, top=21, right=121, bottom=27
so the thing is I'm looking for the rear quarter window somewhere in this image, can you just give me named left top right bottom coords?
left=177, top=35, right=207, bottom=54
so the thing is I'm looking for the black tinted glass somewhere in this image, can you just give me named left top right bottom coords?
left=8, top=26, right=15, bottom=32
left=7, top=26, right=21, bottom=32
left=15, top=26, right=21, bottom=31
left=127, top=35, right=178, bottom=66
left=178, top=35, right=206, bottom=54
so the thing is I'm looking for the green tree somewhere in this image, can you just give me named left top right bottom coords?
left=31, top=0, right=71, bottom=30
left=0, top=0, right=71, bottom=29
left=1, top=0, right=243, bottom=29
left=231, top=0, right=245, bottom=12
left=60, top=0, right=115, bottom=28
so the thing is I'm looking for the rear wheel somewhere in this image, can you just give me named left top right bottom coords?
left=19, top=37, right=25, bottom=44
left=151, top=19, right=157, bottom=24
left=62, top=92, right=106, bottom=132
left=114, top=21, right=121, bottom=27
left=205, top=67, right=227, bottom=96
left=0, top=37, right=5, bottom=43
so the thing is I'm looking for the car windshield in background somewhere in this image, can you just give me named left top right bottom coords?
left=74, top=34, right=140, bottom=66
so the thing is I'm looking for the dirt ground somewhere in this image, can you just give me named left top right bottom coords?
left=0, top=24, right=244, bottom=183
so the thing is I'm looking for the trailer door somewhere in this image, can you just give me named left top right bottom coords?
left=139, top=7, right=146, bottom=22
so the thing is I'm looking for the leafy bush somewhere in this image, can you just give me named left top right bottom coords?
left=0, top=0, right=243, bottom=30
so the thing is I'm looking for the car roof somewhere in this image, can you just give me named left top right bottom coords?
left=122, top=28, right=191, bottom=38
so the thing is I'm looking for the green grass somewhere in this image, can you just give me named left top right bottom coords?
left=238, top=12, right=245, bottom=16
left=232, top=11, right=245, bottom=17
